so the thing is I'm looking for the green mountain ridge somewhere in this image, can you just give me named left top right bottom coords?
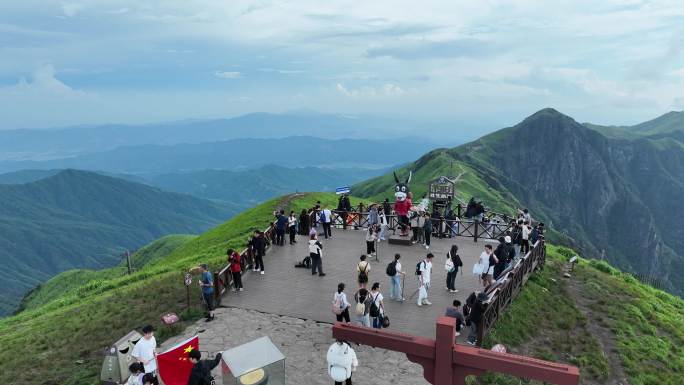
left=354, top=108, right=684, bottom=297
left=0, top=170, right=235, bottom=316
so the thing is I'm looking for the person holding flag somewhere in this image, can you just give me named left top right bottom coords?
left=187, top=350, right=223, bottom=385
left=157, top=335, right=200, bottom=385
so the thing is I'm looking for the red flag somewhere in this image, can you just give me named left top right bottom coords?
left=157, top=335, right=200, bottom=385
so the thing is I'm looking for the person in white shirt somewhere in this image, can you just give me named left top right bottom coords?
left=120, top=362, right=144, bottom=385
left=288, top=211, right=298, bottom=245
left=378, top=209, right=388, bottom=241
left=132, top=325, right=157, bottom=376
left=321, top=208, right=333, bottom=239
left=388, top=253, right=405, bottom=301
left=417, top=253, right=434, bottom=306
left=521, top=220, right=531, bottom=255
left=327, top=340, right=358, bottom=385
left=309, top=234, right=326, bottom=277
left=333, top=283, right=351, bottom=323
left=369, top=282, right=385, bottom=329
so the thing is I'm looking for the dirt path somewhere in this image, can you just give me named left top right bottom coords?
left=566, top=277, right=630, bottom=385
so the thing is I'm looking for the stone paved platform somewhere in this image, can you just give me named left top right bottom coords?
left=223, top=228, right=496, bottom=339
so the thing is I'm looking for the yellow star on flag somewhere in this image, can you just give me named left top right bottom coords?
left=184, top=345, right=194, bottom=353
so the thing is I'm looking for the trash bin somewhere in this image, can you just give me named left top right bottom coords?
left=221, top=336, right=285, bottom=385
left=100, top=330, right=143, bottom=385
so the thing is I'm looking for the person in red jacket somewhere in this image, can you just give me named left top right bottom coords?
left=228, top=249, right=243, bottom=292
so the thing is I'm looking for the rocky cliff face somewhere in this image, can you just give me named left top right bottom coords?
left=457, top=109, right=684, bottom=294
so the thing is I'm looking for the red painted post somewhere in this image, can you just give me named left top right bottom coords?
left=435, top=317, right=455, bottom=384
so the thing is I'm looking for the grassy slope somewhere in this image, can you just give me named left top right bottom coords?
left=481, top=246, right=684, bottom=385
left=17, top=235, right=195, bottom=312
left=0, top=192, right=347, bottom=385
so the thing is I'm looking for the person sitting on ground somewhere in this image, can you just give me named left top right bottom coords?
left=445, top=300, right=465, bottom=337
left=186, top=350, right=222, bottom=385
left=121, top=362, right=144, bottom=385
left=327, top=339, right=358, bottom=385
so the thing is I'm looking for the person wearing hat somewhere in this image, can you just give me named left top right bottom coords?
left=187, top=350, right=223, bottom=385
left=198, top=263, right=215, bottom=321
left=132, top=325, right=158, bottom=376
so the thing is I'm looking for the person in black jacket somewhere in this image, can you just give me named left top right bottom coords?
left=493, top=237, right=507, bottom=280
left=253, top=231, right=266, bottom=274
left=187, top=350, right=222, bottom=385
left=466, top=292, right=488, bottom=345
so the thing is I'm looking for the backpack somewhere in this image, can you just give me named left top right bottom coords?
left=355, top=300, right=366, bottom=316
left=415, top=260, right=425, bottom=276
left=369, top=293, right=380, bottom=317
left=386, top=261, right=397, bottom=276
left=327, top=343, right=352, bottom=382
left=332, top=295, right=343, bottom=315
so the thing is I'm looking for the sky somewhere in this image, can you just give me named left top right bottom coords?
left=1, top=0, right=684, bottom=131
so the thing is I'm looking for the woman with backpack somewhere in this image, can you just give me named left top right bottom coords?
left=369, top=282, right=385, bottom=329
left=387, top=253, right=405, bottom=301
left=445, top=245, right=462, bottom=293
left=332, top=283, right=351, bottom=323
left=357, top=255, right=370, bottom=289
left=353, top=288, right=373, bottom=327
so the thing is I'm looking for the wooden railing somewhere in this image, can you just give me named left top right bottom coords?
left=212, top=223, right=276, bottom=306
left=476, top=236, right=546, bottom=345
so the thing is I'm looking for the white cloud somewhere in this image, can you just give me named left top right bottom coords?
left=61, top=2, right=85, bottom=17
left=214, top=71, right=242, bottom=79
left=336, top=82, right=407, bottom=97
left=1, top=64, right=87, bottom=97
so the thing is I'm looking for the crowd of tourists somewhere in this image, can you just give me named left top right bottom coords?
left=178, top=195, right=542, bottom=385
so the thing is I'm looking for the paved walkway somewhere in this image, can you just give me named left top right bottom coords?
left=160, top=229, right=498, bottom=384
left=224, top=228, right=494, bottom=339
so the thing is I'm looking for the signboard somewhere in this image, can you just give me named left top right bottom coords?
left=335, top=186, right=351, bottom=195
left=428, top=176, right=455, bottom=202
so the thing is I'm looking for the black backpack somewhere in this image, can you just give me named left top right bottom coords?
left=386, top=261, right=397, bottom=276
left=415, top=260, right=425, bottom=276
left=369, top=293, right=380, bottom=317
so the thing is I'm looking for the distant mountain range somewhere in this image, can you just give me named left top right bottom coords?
left=0, top=165, right=388, bottom=211
left=0, top=136, right=439, bottom=174
left=0, top=170, right=235, bottom=316
left=355, top=108, right=684, bottom=297
left=0, top=111, right=455, bottom=161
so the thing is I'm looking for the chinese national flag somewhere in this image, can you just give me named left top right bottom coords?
left=157, top=335, right=200, bottom=385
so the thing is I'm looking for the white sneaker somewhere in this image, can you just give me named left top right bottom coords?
left=417, top=302, right=422, bottom=307
left=451, top=289, right=459, bottom=293
left=423, top=300, right=432, bottom=305
left=260, top=271, right=265, bottom=275
left=425, top=245, right=429, bottom=250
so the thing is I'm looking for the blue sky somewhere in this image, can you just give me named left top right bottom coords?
left=1, top=0, right=684, bottom=130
